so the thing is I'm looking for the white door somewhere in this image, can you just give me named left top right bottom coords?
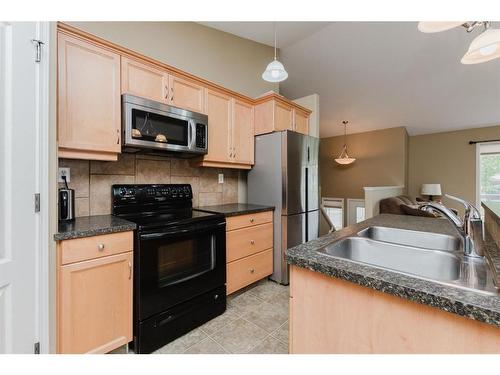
left=0, top=22, right=47, bottom=354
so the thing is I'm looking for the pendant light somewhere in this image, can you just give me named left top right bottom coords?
left=461, top=25, right=500, bottom=64
left=334, top=121, right=356, bottom=165
left=262, top=23, right=288, bottom=83
left=417, top=21, right=500, bottom=64
left=417, top=21, right=465, bottom=33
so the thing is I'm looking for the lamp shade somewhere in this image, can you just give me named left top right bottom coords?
left=262, top=59, right=288, bottom=83
left=417, top=21, right=464, bottom=33
left=421, top=184, right=442, bottom=196
left=461, top=28, right=500, bottom=64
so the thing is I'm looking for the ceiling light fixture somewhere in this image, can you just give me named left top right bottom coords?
left=334, top=121, right=356, bottom=165
left=262, top=23, right=288, bottom=82
left=417, top=21, right=500, bottom=64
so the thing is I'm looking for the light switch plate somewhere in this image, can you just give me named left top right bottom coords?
left=218, top=173, right=224, bottom=184
left=58, top=167, right=71, bottom=183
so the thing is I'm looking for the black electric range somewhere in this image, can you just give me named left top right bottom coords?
left=112, top=184, right=226, bottom=354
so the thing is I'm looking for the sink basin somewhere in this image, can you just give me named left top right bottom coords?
left=319, top=237, right=461, bottom=281
left=357, top=226, right=462, bottom=252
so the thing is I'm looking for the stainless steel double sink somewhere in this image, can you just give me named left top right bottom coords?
left=317, top=226, right=498, bottom=295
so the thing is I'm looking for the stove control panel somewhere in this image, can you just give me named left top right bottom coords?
left=112, top=184, right=193, bottom=204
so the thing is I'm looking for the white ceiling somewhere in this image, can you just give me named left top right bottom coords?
left=199, top=22, right=331, bottom=48
left=202, top=22, right=500, bottom=138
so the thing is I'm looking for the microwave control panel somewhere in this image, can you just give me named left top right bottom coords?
left=195, top=123, right=207, bottom=150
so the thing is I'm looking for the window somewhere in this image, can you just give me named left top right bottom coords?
left=477, top=142, right=500, bottom=217
left=321, top=197, right=344, bottom=230
left=480, top=151, right=500, bottom=203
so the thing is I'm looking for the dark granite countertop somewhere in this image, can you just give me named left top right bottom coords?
left=194, top=203, right=274, bottom=217
left=483, top=201, right=500, bottom=224
left=286, top=214, right=500, bottom=327
left=54, top=215, right=136, bottom=241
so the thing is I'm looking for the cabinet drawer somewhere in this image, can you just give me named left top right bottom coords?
left=60, top=231, right=133, bottom=265
left=226, top=211, right=273, bottom=231
left=226, top=249, right=273, bottom=295
left=226, top=222, right=273, bottom=263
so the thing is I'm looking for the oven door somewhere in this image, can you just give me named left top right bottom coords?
left=136, top=219, right=226, bottom=321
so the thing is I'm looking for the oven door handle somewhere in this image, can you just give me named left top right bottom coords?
left=140, top=228, right=191, bottom=240
left=139, top=222, right=224, bottom=240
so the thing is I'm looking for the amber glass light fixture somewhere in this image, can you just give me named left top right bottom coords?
left=334, top=121, right=356, bottom=165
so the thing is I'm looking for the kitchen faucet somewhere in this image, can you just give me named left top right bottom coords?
left=419, top=194, right=485, bottom=258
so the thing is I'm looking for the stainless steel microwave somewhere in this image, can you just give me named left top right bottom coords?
left=122, top=94, right=208, bottom=156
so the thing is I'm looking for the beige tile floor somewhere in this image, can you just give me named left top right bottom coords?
left=152, top=278, right=290, bottom=354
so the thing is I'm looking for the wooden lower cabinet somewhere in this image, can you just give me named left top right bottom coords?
left=225, top=211, right=274, bottom=295
left=57, top=232, right=133, bottom=354
left=290, top=265, right=500, bottom=354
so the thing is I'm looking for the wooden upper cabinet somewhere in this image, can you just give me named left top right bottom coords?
left=58, top=33, right=121, bottom=161
left=254, top=94, right=311, bottom=136
left=232, top=99, right=254, bottom=165
left=168, top=74, right=205, bottom=113
left=197, top=90, right=255, bottom=169
left=204, top=89, right=232, bottom=163
left=121, top=57, right=169, bottom=103
left=274, top=101, right=294, bottom=131
left=294, top=108, right=310, bottom=135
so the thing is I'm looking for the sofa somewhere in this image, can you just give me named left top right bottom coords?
left=379, top=195, right=438, bottom=218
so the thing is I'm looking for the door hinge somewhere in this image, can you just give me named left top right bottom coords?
left=31, top=39, right=44, bottom=63
left=34, top=193, right=40, bottom=213
left=34, top=342, right=40, bottom=354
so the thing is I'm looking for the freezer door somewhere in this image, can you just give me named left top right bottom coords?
left=307, top=136, right=320, bottom=211
left=307, top=209, right=319, bottom=242
left=272, top=212, right=306, bottom=285
left=283, top=132, right=307, bottom=215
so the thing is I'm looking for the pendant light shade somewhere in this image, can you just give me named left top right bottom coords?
left=334, top=121, right=356, bottom=165
left=461, top=28, right=500, bottom=64
left=417, top=21, right=464, bottom=33
left=262, top=23, right=288, bottom=83
left=262, top=59, right=288, bottom=82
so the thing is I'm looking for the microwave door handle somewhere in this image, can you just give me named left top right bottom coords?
left=188, top=120, right=195, bottom=149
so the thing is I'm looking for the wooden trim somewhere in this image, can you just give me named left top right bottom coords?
left=58, top=148, right=119, bottom=161
left=57, top=22, right=255, bottom=105
left=253, top=92, right=312, bottom=114
left=193, top=160, right=252, bottom=170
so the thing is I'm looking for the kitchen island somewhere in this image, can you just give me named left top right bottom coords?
left=286, top=214, right=500, bottom=353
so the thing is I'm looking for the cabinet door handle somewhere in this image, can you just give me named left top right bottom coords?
left=171, top=86, right=174, bottom=101
left=98, top=243, right=105, bottom=251
left=128, top=261, right=132, bottom=280
left=250, top=218, right=255, bottom=223
left=116, top=129, right=120, bottom=144
left=165, top=85, right=169, bottom=99
left=250, top=268, right=255, bottom=274
left=250, top=240, right=255, bottom=245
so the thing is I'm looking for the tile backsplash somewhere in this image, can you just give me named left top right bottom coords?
left=59, top=154, right=240, bottom=217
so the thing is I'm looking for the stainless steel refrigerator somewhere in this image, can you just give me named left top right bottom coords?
left=247, top=131, right=319, bottom=285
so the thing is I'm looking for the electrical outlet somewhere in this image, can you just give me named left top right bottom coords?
left=218, top=173, right=224, bottom=184
left=58, top=167, right=71, bottom=183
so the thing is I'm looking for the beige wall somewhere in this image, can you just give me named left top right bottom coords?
left=408, top=125, right=500, bottom=214
left=66, top=21, right=278, bottom=98
left=319, top=127, right=408, bottom=232
left=320, top=126, right=408, bottom=200
left=59, top=155, right=239, bottom=217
